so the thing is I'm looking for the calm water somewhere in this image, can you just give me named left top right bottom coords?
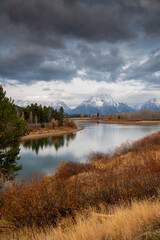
left=17, top=121, right=160, bottom=180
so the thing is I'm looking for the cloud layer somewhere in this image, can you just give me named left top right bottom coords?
left=0, top=0, right=160, bottom=104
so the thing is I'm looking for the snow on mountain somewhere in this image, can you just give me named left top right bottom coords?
left=134, top=103, right=143, bottom=111
left=15, top=100, right=32, bottom=107
left=51, top=101, right=71, bottom=113
left=15, top=96, right=160, bottom=115
left=83, top=94, right=116, bottom=107
left=15, top=99, right=71, bottom=113
left=140, top=98, right=160, bottom=111
left=116, top=102, right=135, bottom=113
left=70, top=94, right=134, bottom=115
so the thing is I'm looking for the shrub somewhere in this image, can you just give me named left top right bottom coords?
left=64, top=119, right=76, bottom=128
left=55, top=161, right=93, bottom=180
left=51, top=118, right=56, bottom=128
left=40, top=122, right=45, bottom=128
left=88, top=151, right=111, bottom=162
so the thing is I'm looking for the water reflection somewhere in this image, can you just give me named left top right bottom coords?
left=21, top=133, right=76, bottom=154
left=18, top=122, right=160, bottom=180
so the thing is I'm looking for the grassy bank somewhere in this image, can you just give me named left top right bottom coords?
left=0, top=131, right=160, bottom=239
left=21, top=126, right=83, bottom=141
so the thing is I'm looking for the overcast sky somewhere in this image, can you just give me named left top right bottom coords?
left=0, top=0, right=160, bottom=108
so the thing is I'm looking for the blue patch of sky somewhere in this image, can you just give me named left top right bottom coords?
left=65, top=39, right=79, bottom=50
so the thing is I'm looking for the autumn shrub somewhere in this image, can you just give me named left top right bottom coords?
left=88, top=151, right=111, bottom=162
left=0, top=170, right=93, bottom=228
left=55, top=161, right=93, bottom=180
left=1, top=174, right=61, bottom=227
left=0, top=174, right=76, bottom=227
left=63, top=119, right=76, bottom=128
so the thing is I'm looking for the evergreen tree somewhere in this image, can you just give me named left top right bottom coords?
left=58, top=107, right=65, bottom=126
left=0, top=85, right=28, bottom=178
left=48, top=107, right=53, bottom=122
left=29, top=111, right=33, bottom=124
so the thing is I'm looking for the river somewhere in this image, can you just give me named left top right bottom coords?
left=17, top=121, right=160, bottom=180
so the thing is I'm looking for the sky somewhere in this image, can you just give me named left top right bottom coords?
left=0, top=0, right=160, bottom=108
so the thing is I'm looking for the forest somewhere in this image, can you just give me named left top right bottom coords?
left=19, top=104, right=65, bottom=126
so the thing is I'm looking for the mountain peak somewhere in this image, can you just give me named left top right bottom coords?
left=51, top=101, right=71, bottom=113
left=141, top=98, right=160, bottom=111
left=147, top=98, right=159, bottom=104
left=81, top=94, right=115, bottom=108
left=71, top=94, right=133, bottom=114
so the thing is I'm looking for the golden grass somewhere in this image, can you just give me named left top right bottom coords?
left=3, top=199, right=160, bottom=240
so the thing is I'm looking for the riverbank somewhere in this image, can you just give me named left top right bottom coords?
left=1, top=130, right=160, bottom=239
left=100, top=119, right=160, bottom=124
left=21, top=126, right=84, bottom=141
left=70, top=117, right=160, bottom=124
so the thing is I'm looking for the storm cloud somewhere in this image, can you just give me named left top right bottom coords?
left=122, top=48, right=160, bottom=86
left=0, top=0, right=160, bottom=105
left=0, top=0, right=136, bottom=43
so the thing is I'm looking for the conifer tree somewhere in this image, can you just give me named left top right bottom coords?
left=0, top=85, right=28, bottom=178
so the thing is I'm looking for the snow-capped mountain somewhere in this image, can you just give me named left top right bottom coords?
left=134, top=103, right=143, bottom=111
left=70, top=94, right=134, bottom=115
left=15, top=99, right=71, bottom=113
left=15, top=100, right=32, bottom=107
left=51, top=101, right=71, bottom=113
left=15, top=96, right=160, bottom=115
left=140, top=98, right=160, bottom=111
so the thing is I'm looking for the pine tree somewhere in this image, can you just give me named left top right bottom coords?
left=58, top=107, right=65, bottom=126
left=0, top=85, right=28, bottom=178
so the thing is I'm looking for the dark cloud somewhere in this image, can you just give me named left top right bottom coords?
left=75, top=43, right=124, bottom=81
left=0, top=0, right=136, bottom=43
left=140, top=14, right=160, bottom=37
left=0, top=45, right=76, bottom=82
left=123, top=48, right=160, bottom=84
left=0, top=0, right=160, bottom=85
left=63, top=0, right=76, bottom=7
left=0, top=40, right=123, bottom=83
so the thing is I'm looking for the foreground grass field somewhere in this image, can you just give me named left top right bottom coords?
left=0, top=130, right=160, bottom=239
left=2, top=199, right=160, bottom=240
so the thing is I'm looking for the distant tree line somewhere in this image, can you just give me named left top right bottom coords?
left=66, top=114, right=89, bottom=118
left=19, top=104, right=65, bottom=126
left=107, top=110, right=160, bottom=120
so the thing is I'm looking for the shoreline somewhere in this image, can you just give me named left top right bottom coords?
left=73, top=118, right=160, bottom=125
left=20, top=119, right=160, bottom=141
left=99, top=120, right=160, bottom=124
left=21, top=126, right=84, bottom=141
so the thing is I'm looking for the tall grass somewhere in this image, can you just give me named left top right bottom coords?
left=3, top=199, right=160, bottom=240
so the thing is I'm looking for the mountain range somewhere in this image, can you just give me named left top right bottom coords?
left=16, top=95, right=160, bottom=115
left=69, top=95, right=135, bottom=115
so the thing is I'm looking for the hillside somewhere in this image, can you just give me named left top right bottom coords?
left=1, top=130, right=160, bottom=239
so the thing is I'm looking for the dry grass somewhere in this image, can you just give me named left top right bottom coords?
left=28, top=126, right=77, bottom=136
left=2, top=199, right=160, bottom=240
